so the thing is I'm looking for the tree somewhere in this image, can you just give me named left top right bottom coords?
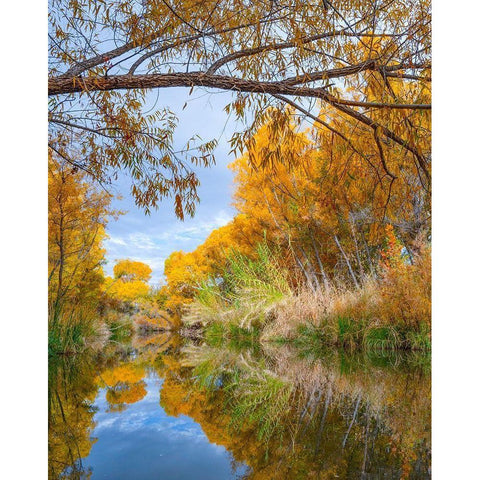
left=113, top=259, right=152, bottom=283
left=161, top=250, right=209, bottom=312
left=160, top=214, right=260, bottom=311
left=105, top=259, right=152, bottom=302
left=48, top=0, right=431, bottom=216
left=163, top=109, right=430, bottom=296
left=48, top=153, right=116, bottom=311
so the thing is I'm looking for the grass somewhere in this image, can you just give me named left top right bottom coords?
left=363, top=326, right=401, bottom=351
left=182, top=240, right=431, bottom=352
left=48, top=301, right=137, bottom=355
left=185, top=243, right=291, bottom=330
left=48, top=304, right=105, bottom=355
left=205, top=321, right=261, bottom=349
left=48, top=322, right=86, bottom=356
left=263, top=244, right=430, bottom=352
left=274, top=316, right=426, bottom=353
left=405, top=322, right=431, bottom=351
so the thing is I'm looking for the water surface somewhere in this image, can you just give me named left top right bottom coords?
left=48, top=333, right=430, bottom=479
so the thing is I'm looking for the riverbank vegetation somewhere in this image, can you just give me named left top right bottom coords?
left=48, top=0, right=430, bottom=354
left=48, top=108, right=430, bottom=353
left=161, top=117, right=430, bottom=350
left=48, top=156, right=172, bottom=354
left=48, top=154, right=115, bottom=354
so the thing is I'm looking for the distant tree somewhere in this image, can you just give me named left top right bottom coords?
left=106, top=259, right=152, bottom=301
left=113, top=259, right=152, bottom=283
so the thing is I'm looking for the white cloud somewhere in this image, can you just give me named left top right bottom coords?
left=127, top=232, right=157, bottom=250
left=106, top=236, right=127, bottom=247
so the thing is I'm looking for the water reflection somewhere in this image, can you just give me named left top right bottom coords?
left=48, top=334, right=430, bottom=479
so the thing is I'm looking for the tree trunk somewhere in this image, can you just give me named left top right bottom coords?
left=334, top=234, right=360, bottom=288
left=349, top=217, right=365, bottom=279
left=309, top=232, right=330, bottom=291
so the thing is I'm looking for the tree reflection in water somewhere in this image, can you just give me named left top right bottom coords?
left=160, top=342, right=430, bottom=479
left=49, top=334, right=430, bottom=479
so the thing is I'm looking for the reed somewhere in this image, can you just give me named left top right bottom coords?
left=185, top=243, right=291, bottom=329
left=48, top=304, right=106, bottom=355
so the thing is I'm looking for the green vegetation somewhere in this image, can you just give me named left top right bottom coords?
left=48, top=305, right=104, bottom=356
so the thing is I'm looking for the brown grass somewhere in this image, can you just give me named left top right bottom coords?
left=262, top=241, right=431, bottom=348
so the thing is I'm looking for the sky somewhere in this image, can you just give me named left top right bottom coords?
left=103, top=87, right=241, bottom=286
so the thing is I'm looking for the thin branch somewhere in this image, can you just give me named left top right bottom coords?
left=206, top=30, right=402, bottom=75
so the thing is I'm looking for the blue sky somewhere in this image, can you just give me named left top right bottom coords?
left=103, top=87, right=240, bottom=285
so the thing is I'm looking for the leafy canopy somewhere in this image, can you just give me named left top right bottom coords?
left=113, top=259, right=152, bottom=283
left=49, top=0, right=431, bottom=217
left=106, top=259, right=152, bottom=301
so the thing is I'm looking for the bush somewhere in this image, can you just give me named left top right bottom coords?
left=376, top=237, right=431, bottom=330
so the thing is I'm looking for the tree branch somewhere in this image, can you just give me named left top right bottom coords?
left=48, top=72, right=431, bottom=111
left=205, top=30, right=403, bottom=75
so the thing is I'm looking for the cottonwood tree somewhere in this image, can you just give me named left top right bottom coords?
left=48, top=153, right=116, bottom=310
left=105, top=259, right=153, bottom=301
left=49, top=0, right=431, bottom=217
left=162, top=115, right=431, bottom=300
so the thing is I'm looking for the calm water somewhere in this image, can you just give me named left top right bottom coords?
left=48, top=333, right=431, bottom=479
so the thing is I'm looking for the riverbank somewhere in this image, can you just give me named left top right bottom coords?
left=48, top=302, right=177, bottom=356
left=181, top=242, right=431, bottom=352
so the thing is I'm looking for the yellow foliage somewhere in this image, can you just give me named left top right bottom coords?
left=106, top=278, right=150, bottom=302
left=377, top=236, right=431, bottom=328
left=163, top=112, right=430, bottom=316
left=48, top=153, right=116, bottom=311
left=113, top=259, right=152, bottom=282
left=104, top=259, right=152, bottom=302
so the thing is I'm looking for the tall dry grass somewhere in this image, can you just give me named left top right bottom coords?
left=265, top=239, right=431, bottom=350
left=184, top=238, right=431, bottom=351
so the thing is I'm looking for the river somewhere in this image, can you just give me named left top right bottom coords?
left=48, top=332, right=430, bottom=479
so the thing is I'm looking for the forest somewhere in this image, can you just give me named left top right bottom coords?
left=47, top=1, right=432, bottom=478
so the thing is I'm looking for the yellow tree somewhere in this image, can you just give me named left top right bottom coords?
left=106, top=259, right=152, bottom=302
left=113, top=259, right=152, bottom=282
left=161, top=250, right=210, bottom=312
left=48, top=153, right=116, bottom=312
left=228, top=105, right=429, bottom=288
left=161, top=214, right=261, bottom=312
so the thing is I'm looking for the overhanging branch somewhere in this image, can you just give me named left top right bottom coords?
left=48, top=72, right=431, bottom=111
